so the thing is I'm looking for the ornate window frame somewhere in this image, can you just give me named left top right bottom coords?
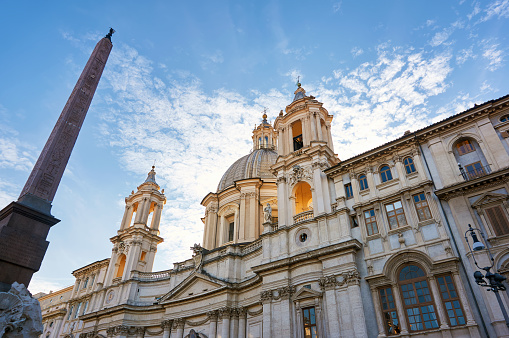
left=365, top=250, right=475, bottom=336
left=471, top=192, right=509, bottom=238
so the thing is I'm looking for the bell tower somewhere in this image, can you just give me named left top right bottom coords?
left=272, top=82, right=339, bottom=227
left=104, top=166, right=166, bottom=285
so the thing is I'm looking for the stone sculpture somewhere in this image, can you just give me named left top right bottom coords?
left=0, top=282, right=43, bottom=337
left=263, top=203, right=272, bottom=223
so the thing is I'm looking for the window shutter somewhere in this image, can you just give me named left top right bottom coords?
left=485, top=206, right=509, bottom=236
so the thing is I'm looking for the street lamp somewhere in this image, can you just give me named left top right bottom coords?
left=465, top=224, right=509, bottom=328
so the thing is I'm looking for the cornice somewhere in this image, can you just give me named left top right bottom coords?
left=435, top=167, right=509, bottom=201
left=251, top=240, right=361, bottom=274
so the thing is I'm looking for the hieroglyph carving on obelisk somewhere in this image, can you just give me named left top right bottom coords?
left=18, top=31, right=114, bottom=212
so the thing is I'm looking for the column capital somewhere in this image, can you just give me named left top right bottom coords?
left=161, top=319, right=173, bottom=329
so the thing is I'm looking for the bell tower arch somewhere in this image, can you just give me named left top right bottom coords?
left=104, top=166, right=166, bottom=286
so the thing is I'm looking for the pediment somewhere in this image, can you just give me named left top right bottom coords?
left=292, top=287, right=322, bottom=301
left=472, top=192, right=508, bottom=208
left=159, top=271, right=226, bottom=303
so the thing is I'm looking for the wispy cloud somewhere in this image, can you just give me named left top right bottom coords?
left=481, top=0, right=509, bottom=21
left=351, top=47, right=364, bottom=57
left=333, top=1, right=342, bottom=13
left=317, top=44, right=452, bottom=158
left=456, top=46, right=476, bottom=64
left=482, top=40, right=504, bottom=71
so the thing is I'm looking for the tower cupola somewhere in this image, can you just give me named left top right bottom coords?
left=252, top=111, right=277, bottom=151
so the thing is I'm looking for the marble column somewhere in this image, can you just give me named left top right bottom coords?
left=324, top=287, right=340, bottom=335
left=278, top=128, right=284, bottom=156
left=295, top=301, right=303, bottom=338
left=262, top=298, right=272, bottom=338
left=310, top=113, right=317, bottom=141
left=134, top=199, right=146, bottom=223
left=238, top=308, right=247, bottom=338
left=281, top=292, right=293, bottom=337
left=391, top=283, right=409, bottom=334
left=230, top=309, right=239, bottom=338
left=208, top=311, right=218, bottom=338
left=161, top=320, right=172, bottom=338
left=370, top=287, right=386, bottom=337
left=287, top=125, right=293, bottom=152
left=347, top=282, right=368, bottom=338
left=175, top=318, right=185, bottom=338
left=429, top=276, right=449, bottom=329
left=120, top=205, right=131, bottom=230
left=151, top=203, right=163, bottom=230
left=220, top=308, right=231, bottom=338
left=316, top=115, right=323, bottom=141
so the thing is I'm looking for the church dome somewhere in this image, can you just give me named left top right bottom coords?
left=217, top=148, right=278, bottom=192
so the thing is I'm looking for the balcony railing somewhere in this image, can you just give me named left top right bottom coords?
left=459, top=164, right=491, bottom=181
left=293, top=210, right=314, bottom=223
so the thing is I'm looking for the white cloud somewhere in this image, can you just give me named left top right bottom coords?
left=467, top=2, right=481, bottom=20
left=0, top=122, right=34, bottom=171
left=456, top=46, right=476, bottom=64
left=318, top=45, right=452, bottom=158
left=333, top=1, right=342, bottom=13
left=482, top=41, right=504, bottom=71
left=481, top=0, right=509, bottom=21
left=351, top=47, right=364, bottom=57
left=29, top=275, right=74, bottom=295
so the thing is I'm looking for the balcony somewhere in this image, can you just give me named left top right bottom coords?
left=459, top=164, right=491, bottom=181
left=293, top=210, right=314, bottom=223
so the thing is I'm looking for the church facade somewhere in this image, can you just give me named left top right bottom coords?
left=37, top=87, right=509, bottom=338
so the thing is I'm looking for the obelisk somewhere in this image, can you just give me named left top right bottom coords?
left=0, top=29, right=115, bottom=292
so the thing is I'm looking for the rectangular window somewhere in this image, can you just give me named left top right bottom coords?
left=413, top=193, right=432, bottom=222
left=82, top=301, right=89, bottom=315
left=385, top=201, right=407, bottom=229
left=485, top=205, right=509, bottom=236
left=74, top=302, right=82, bottom=319
left=351, top=215, right=359, bottom=228
left=302, top=306, right=318, bottom=338
left=379, top=287, right=401, bottom=336
left=364, top=209, right=378, bottom=235
left=400, top=281, right=439, bottom=331
left=67, top=305, right=74, bottom=320
left=359, top=175, right=369, bottom=190
left=293, top=135, right=303, bottom=151
left=464, top=161, right=485, bottom=180
left=228, top=222, right=234, bottom=242
left=436, top=275, right=466, bottom=327
left=345, top=183, right=353, bottom=199
left=457, top=140, right=475, bottom=155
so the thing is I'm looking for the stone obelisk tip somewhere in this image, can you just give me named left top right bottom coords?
left=105, top=27, right=115, bottom=42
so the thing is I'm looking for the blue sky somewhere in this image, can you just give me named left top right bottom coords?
left=1, top=1, right=508, bottom=293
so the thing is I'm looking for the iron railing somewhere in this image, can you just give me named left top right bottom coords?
left=459, top=164, right=491, bottom=181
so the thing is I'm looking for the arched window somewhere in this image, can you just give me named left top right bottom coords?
left=456, top=140, right=475, bottom=156
left=403, top=157, right=416, bottom=174
left=398, top=265, right=439, bottom=332
left=294, top=181, right=313, bottom=215
left=380, top=165, right=393, bottom=183
left=292, top=120, right=303, bottom=151
left=501, top=115, right=509, bottom=122
left=265, top=136, right=269, bottom=147
left=116, top=254, right=126, bottom=278
left=258, top=137, right=262, bottom=148
left=359, top=175, right=368, bottom=190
